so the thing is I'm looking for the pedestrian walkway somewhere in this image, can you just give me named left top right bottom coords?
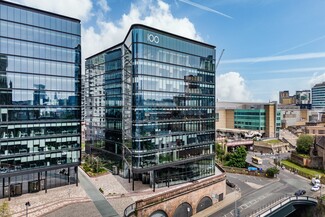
left=79, top=168, right=119, bottom=217
left=192, top=191, right=241, bottom=217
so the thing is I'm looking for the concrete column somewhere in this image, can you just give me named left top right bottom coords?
left=45, top=171, right=47, bottom=193
left=38, top=172, right=40, bottom=191
left=68, top=167, right=70, bottom=184
left=75, top=166, right=78, bottom=186
left=2, top=178, right=5, bottom=198
left=153, top=170, right=155, bottom=192
left=8, top=177, right=10, bottom=201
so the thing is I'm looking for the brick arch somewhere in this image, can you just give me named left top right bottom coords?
left=196, top=196, right=213, bottom=213
left=173, top=202, right=193, bottom=217
left=149, top=209, right=168, bottom=217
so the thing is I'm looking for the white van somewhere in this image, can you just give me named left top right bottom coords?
left=312, top=178, right=321, bottom=186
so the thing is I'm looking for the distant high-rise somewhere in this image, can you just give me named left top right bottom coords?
left=0, top=1, right=81, bottom=199
left=279, top=91, right=290, bottom=104
left=312, top=82, right=325, bottom=109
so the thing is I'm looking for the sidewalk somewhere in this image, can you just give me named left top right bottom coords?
left=78, top=167, right=119, bottom=217
left=192, top=191, right=241, bottom=217
left=1, top=182, right=90, bottom=217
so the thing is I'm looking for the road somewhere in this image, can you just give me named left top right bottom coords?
left=211, top=168, right=318, bottom=217
left=246, top=151, right=290, bottom=170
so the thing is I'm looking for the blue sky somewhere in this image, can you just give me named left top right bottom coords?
left=11, top=0, right=325, bottom=102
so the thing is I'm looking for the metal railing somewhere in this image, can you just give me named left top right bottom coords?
left=124, top=203, right=136, bottom=217
left=245, top=195, right=318, bottom=217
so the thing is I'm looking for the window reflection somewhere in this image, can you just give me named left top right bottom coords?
left=0, top=20, right=80, bottom=48
left=0, top=2, right=81, bottom=177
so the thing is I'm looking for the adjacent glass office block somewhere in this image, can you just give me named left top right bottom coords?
left=0, top=1, right=81, bottom=198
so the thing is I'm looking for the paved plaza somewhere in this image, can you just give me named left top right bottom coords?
left=1, top=166, right=226, bottom=216
left=0, top=166, right=230, bottom=217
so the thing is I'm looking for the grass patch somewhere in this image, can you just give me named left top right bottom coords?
left=297, top=153, right=310, bottom=159
left=281, top=160, right=324, bottom=177
left=265, top=139, right=281, bottom=144
left=81, top=143, right=85, bottom=152
left=80, top=163, right=108, bottom=177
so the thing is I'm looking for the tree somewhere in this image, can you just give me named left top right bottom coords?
left=215, top=143, right=225, bottom=161
left=0, top=201, right=11, bottom=217
left=266, top=167, right=279, bottom=178
left=296, top=134, right=314, bottom=154
left=225, top=146, right=247, bottom=168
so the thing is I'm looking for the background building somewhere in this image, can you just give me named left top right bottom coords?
left=278, top=105, right=309, bottom=128
left=295, top=90, right=311, bottom=109
left=279, top=90, right=291, bottom=104
left=85, top=24, right=216, bottom=188
left=279, top=90, right=311, bottom=109
left=216, top=102, right=281, bottom=138
left=0, top=1, right=81, bottom=199
left=312, top=82, right=325, bottom=109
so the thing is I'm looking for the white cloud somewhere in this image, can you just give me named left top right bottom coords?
left=97, top=0, right=110, bottom=12
left=217, top=72, right=252, bottom=102
left=309, top=72, right=325, bottom=88
left=10, top=0, right=93, bottom=21
left=83, top=0, right=202, bottom=58
left=11, top=0, right=202, bottom=75
left=179, top=0, right=233, bottom=19
left=223, top=52, right=325, bottom=64
left=262, top=67, right=325, bottom=74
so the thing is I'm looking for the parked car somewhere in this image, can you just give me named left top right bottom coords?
left=312, top=178, right=321, bottom=186
left=311, top=185, right=320, bottom=191
left=226, top=179, right=235, bottom=188
left=294, top=189, right=306, bottom=196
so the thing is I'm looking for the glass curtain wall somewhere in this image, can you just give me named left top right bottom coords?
left=85, top=25, right=216, bottom=187
left=0, top=1, right=81, bottom=198
left=131, top=27, right=216, bottom=185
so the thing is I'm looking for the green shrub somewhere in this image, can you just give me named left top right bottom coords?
left=266, top=167, right=279, bottom=178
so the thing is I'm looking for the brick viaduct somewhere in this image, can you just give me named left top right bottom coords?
left=125, top=172, right=226, bottom=217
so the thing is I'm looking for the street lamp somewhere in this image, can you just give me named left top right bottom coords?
left=25, top=201, right=30, bottom=217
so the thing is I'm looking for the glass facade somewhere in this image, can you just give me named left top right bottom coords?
left=312, top=82, right=325, bottom=109
left=234, top=109, right=281, bottom=134
left=0, top=1, right=81, bottom=198
left=86, top=25, right=216, bottom=187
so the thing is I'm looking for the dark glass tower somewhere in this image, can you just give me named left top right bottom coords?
left=85, top=24, right=215, bottom=188
left=0, top=1, right=81, bottom=198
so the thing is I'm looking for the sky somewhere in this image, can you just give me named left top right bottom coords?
left=9, top=0, right=325, bottom=102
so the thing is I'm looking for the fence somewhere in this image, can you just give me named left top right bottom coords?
left=222, top=166, right=267, bottom=177
left=245, top=195, right=318, bottom=217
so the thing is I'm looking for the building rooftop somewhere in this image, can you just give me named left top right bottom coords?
left=1, top=0, right=80, bottom=22
left=217, top=101, right=277, bottom=110
left=313, top=82, right=325, bottom=88
left=86, top=24, right=215, bottom=60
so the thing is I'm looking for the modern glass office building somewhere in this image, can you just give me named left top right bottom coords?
left=0, top=1, right=81, bottom=199
left=85, top=24, right=216, bottom=188
left=312, top=82, right=325, bottom=109
left=234, top=109, right=281, bottom=132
